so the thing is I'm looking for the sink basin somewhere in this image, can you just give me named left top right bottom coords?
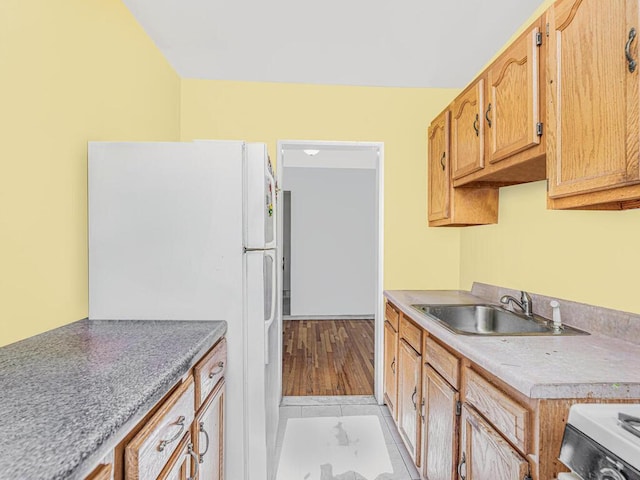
left=411, top=304, right=588, bottom=336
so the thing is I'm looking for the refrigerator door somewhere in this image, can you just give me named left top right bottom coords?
left=245, top=143, right=277, bottom=250
left=245, top=248, right=279, bottom=480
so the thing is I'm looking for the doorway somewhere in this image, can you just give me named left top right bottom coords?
left=276, top=141, right=384, bottom=402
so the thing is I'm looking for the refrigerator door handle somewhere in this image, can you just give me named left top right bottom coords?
left=264, top=249, right=277, bottom=364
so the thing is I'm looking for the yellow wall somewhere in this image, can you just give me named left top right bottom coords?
left=0, top=0, right=181, bottom=346
left=459, top=0, right=640, bottom=314
left=180, top=79, right=460, bottom=290
left=459, top=182, right=640, bottom=313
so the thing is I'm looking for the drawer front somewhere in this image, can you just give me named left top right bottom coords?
left=385, top=302, right=399, bottom=331
left=425, top=337, right=460, bottom=389
left=195, top=338, right=227, bottom=408
left=464, top=368, right=529, bottom=453
left=126, top=376, right=195, bottom=480
left=400, top=315, right=422, bottom=354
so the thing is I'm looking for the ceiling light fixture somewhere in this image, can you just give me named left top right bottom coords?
left=303, top=149, right=320, bottom=156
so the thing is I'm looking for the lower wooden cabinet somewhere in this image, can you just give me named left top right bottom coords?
left=125, top=377, right=196, bottom=480
left=194, top=380, right=225, bottom=480
left=85, top=463, right=114, bottom=480
left=158, top=435, right=196, bottom=480
left=383, top=320, right=398, bottom=419
left=93, top=338, right=226, bottom=480
left=459, top=405, right=530, bottom=480
left=397, top=339, right=422, bottom=465
left=422, top=366, right=459, bottom=480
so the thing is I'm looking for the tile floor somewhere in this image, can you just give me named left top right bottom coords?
left=275, top=401, right=420, bottom=480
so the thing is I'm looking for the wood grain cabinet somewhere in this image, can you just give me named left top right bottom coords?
left=451, top=19, right=546, bottom=189
left=383, top=318, right=399, bottom=420
left=427, top=109, right=499, bottom=227
left=484, top=21, right=545, bottom=174
left=421, top=337, right=462, bottom=480
left=547, top=0, right=640, bottom=209
left=397, top=320, right=422, bottom=466
left=157, top=435, right=197, bottom=480
left=422, top=366, right=459, bottom=480
left=94, top=338, right=228, bottom=480
left=459, top=405, right=530, bottom=480
left=193, top=380, right=225, bottom=480
left=452, top=79, right=486, bottom=180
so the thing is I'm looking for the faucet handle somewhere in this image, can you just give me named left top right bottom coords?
left=520, top=291, right=533, bottom=316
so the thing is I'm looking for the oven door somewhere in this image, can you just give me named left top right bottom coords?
left=559, top=424, right=640, bottom=480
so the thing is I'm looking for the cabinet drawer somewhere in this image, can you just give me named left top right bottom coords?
left=194, top=338, right=227, bottom=409
left=425, top=337, right=460, bottom=389
left=464, top=368, right=529, bottom=453
left=385, top=302, right=399, bottom=331
left=125, top=376, right=195, bottom=480
left=400, top=315, right=422, bottom=354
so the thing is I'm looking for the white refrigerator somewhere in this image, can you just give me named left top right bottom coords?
left=88, top=140, right=280, bottom=480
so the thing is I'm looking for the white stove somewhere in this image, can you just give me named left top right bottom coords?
left=559, top=404, right=640, bottom=480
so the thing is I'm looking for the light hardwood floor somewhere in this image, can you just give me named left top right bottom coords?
left=282, top=319, right=375, bottom=396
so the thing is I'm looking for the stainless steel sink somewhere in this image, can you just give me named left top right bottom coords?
left=411, top=304, right=588, bottom=336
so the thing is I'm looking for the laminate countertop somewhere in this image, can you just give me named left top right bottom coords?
left=0, top=319, right=227, bottom=480
left=385, top=290, right=640, bottom=400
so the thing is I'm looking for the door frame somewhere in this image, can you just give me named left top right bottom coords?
left=276, top=140, right=385, bottom=403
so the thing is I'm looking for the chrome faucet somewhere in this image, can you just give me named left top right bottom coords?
left=500, top=291, right=533, bottom=317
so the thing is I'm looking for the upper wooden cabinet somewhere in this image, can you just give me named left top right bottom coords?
left=450, top=20, right=547, bottom=188
left=547, top=0, right=640, bottom=209
left=428, top=110, right=451, bottom=223
left=451, top=79, right=485, bottom=180
left=487, top=24, right=543, bottom=166
left=427, top=109, right=499, bottom=227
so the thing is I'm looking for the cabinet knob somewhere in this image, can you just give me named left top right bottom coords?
left=473, top=114, right=479, bottom=136
left=440, top=152, right=446, bottom=171
left=485, top=103, right=492, bottom=128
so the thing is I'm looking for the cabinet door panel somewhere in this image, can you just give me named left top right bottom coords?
left=158, top=436, right=193, bottom=480
left=452, top=80, right=484, bottom=179
left=488, top=26, right=541, bottom=163
left=548, top=0, right=640, bottom=198
left=194, top=380, right=224, bottom=480
left=383, top=321, right=398, bottom=420
left=397, top=340, right=422, bottom=465
left=423, top=366, right=458, bottom=480
left=428, top=110, right=451, bottom=222
left=459, top=405, right=529, bottom=480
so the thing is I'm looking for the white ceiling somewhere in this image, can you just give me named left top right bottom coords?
left=123, top=0, right=545, bottom=88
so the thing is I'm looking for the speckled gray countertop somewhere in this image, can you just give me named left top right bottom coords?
left=386, top=289, right=640, bottom=400
left=0, top=319, right=226, bottom=480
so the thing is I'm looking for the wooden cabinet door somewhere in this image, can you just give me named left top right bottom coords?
left=459, top=405, right=529, bottom=480
left=422, top=366, right=459, bottom=480
left=383, top=321, right=398, bottom=420
left=487, top=24, right=541, bottom=164
left=194, top=380, right=224, bottom=480
left=547, top=0, right=640, bottom=198
left=451, top=79, right=485, bottom=180
left=397, top=339, right=422, bottom=465
left=158, top=436, right=195, bottom=480
left=428, top=110, right=451, bottom=222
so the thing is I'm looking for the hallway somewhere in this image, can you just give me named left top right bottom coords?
left=282, top=320, right=375, bottom=396
left=275, top=400, right=420, bottom=480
